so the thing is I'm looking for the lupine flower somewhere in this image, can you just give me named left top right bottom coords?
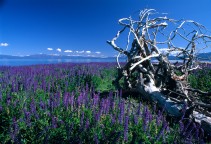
left=179, top=120, right=184, bottom=133
left=111, top=99, right=115, bottom=113
left=85, top=118, right=90, bottom=130
left=51, top=116, right=57, bottom=128
left=126, top=101, right=131, bottom=115
left=0, top=92, right=2, bottom=101
left=30, top=98, right=36, bottom=114
left=39, top=100, right=45, bottom=110
left=156, top=120, right=168, bottom=141
left=63, top=92, right=69, bottom=108
left=23, top=108, right=31, bottom=126
left=6, top=95, right=12, bottom=106
left=94, top=134, right=99, bottom=144
left=110, top=114, right=116, bottom=125
left=105, top=98, right=111, bottom=114
left=118, top=99, right=125, bottom=124
left=93, top=93, right=99, bottom=107
left=69, top=93, right=74, bottom=109
left=156, top=110, right=162, bottom=126
left=133, top=115, right=138, bottom=125
left=124, top=115, right=129, bottom=141
left=95, top=109, right=102, bottom=123
left=137, top=102, right=142, bottom=116
left=80, top=111, right=84, bottom=127
left=142, top=106, right=149, bottom=132
left=153, top=104, right=156, bottom=114
left=119, top=89, right=122, bottom=98
left=77, top=93, right=83, bottom=107
left=10, top=117, right=19, bottom=142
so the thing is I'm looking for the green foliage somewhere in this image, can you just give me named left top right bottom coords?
left=188, top=69, right=211, bottom=92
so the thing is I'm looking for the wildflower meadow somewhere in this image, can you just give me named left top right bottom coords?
left=0, top=62, right=210, bottom=143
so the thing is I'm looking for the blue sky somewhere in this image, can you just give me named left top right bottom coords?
left=0, top=0, right=211, bottom=57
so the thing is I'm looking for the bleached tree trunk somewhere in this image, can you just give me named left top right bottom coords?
left=107, top=9, right=211, bottom=135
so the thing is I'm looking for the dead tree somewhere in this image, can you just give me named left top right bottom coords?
left=107, top=9, right=211, bottom=134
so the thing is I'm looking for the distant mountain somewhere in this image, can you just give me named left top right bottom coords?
left=0, top=52, right=211, bottom=60
left=0, top=54, right=108, bottom=59
left=197, top=52, right=211, bottom=60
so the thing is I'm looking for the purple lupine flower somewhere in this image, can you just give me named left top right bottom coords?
left=11, top=82, right=15, bottom=92
left=55, top=92, right=61, bottom=107
left=10, top=117, right=19, bottom=142
left=13, top=100, right=19, bottom=107
left=39, top=100, right=45, bottom=110
left=179, top=120, right=184, bottom=133
left=153, top=104, right=157, bottom=114
left=156, top=110, right=162, bottom=126
left=48, top=83, right=51, bottom=92
left=119, top=89, right=122, bottom=98
left=95, top=109, right=102, bottom=123
left=133, top=115, right=138, bottom=125
left=30, top=98, right=36, bottom=114
left=63, top=92, right=69, bottom=108
left=0, top=92, right=2, bottom=101
left=142, top=106, right=149, bottom=132
left=126, top=101, right=131, bottom=115
left=77, top=92, right=83, bottom=108
left=94, top=134, right=99, bottom=144
left=93, top=93, right=99, bottom=108
left=111, top=98, right=116, bottom=112
left=23, top=109, right=31, bottom=126
left=51, top=116, right=57, bottom=128
left=105, top=98, right=111, bottom=114
left=124, top=115, right=129, bottom=142
left=118, top=99, right=125, bottom=124
left=137, top=102, right=142, bottom=116
left=156, top=120, right=168, bottom=141
left=110, top=114, right=116, bottom=125
left=68, top=92, right=74, bottom=107
left=80, top=111, right=84, bottom=127
left=6, top=95, right=12, bottom=106
left=33, top=80, right=38, bottom=92
left=85, top=118, right=90, bottom=130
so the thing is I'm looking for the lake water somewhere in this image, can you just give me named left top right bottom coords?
left=0, top=58, right=124, bottom=66
left=0, top=58, right=210, bottom=66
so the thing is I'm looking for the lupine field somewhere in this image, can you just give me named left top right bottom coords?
left=0, top=62, right=210, bottom=143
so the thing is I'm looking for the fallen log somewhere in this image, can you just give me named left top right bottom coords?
left=107, top=8, right=211, bottom=139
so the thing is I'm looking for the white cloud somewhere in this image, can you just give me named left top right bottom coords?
left=0, top=43, right=9, bottom=47
left=159, top=48, right=180, bottom=56
left=76, top=50, right=84, bottom=54
left=95, top=51, right=101, bottom=54
left=47, top=48, right=53, bottom=51
left=56, top=48, right=62, bottom=52
left=86, top=51, right=91, bottom=54
left=64, top=50, right=73, bottom=53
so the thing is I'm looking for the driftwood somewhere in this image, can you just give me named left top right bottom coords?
left=107, top=9, right=211, bottom=136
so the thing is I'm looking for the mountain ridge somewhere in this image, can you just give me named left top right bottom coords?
left=0, top=52, right=211, bottom=60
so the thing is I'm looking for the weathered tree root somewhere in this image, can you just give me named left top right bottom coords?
left=107, top=9, right=211, bottom=137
